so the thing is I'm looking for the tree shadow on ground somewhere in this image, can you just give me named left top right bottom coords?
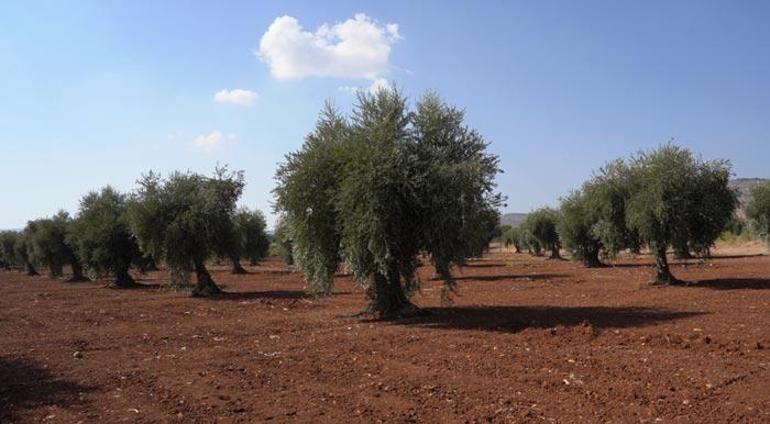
left=461, top=262, right=508, bottom=268
left=432, top=273, right=562, bottom=282
left=707, top=254, right=765, bottom=260
left=0, top=357, right=94, bottom=422
left=122, top=282, right=164, bottom=290
left=605, top=262, right=653, bottom=268
left=691, top=278, right=770, bottom=290
left=249, top=268, right=294, bottom=275
left=208, top=290, right=351, bottom=301
left=392, top=305, right=703, bottom=333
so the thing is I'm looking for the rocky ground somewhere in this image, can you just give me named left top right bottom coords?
left=1, top=246, right=769, bottom=423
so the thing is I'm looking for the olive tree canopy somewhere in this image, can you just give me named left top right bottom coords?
left=71, top=186, right=139, bottom=287
left=128, top=167, right=244, bottom=296
left=18, top=222, right=40, bottom=276
left=27, top=211, right=86, bottom=281
left=0, top=231, right=22, bottom=271
left=232, top=207, right=270, bottom=266
left=522, top=207, right=562, bottom=259
left=274, top=104, right=348, bottom=295
left=624, top=144, right=737, bottom=284
left=746, top=181, right=770, bottom=245
left=558, top=191, right=604, bottom=267
left=275, top=89, right=502, bottom=317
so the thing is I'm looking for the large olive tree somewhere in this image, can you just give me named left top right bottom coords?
left=625, top=144, right=737, bottom=284
left=275, top=89, right=502, bottom=317
left=71, top=187, right=140, bottom=287
left=128, top=167, right=244, bottom=296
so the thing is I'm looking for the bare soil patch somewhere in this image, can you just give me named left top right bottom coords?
left=1, top=248, right=769, bottom=422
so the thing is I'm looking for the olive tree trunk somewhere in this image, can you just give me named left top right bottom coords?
left=192, top=260, right=221, bottom=297
left=230, top=256, right=248, bottom=274
left=25, top=262, right=39, bottom=276
left=48, top=263, right=64, bottom=279
left=67, top=260, right=90, bottom=282
left=549, top=245, right=562, bottom=260
left=583, top=248, right=604, bottom=268
left=367, top=265, right=416, bottom=319
left=114, top=266, right=136, bottom=288
left=652, top=245, right=680, bottom=285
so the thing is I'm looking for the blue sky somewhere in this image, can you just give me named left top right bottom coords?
left=1, top=1, right=769, bottom=230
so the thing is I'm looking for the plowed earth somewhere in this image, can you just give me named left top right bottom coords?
left=1, top=246, right=769, bottom=423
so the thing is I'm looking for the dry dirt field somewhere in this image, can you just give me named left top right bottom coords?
left=1, top=246, right=769, bottom=423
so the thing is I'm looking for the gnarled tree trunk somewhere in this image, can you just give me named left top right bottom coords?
left=367, top=265, right=416, bottom=319
left=652, top=245, right=680, bottom=285
left=25, top=262, right=39, bottom=276
left=49, top=263, right=64, bottom=279
left=583, top=248, right=604, bottom=268
left=549, top=245, right=562, bottom=260
left=192, top=260, right=221, bottom=297
left=230, top=256, right=248, bottom=274
left=67, top=260, right=90, bottom=282
left=114, top=267, right=136, bottom=288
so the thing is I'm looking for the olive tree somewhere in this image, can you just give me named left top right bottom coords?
left=275, top=89, right=502, bottom=317
left=18, top=222, right=40, bottom=276
left=501, top=226, right=523, bottom=253
left=27, top=211, right=86, bottom=281
left=625, top=144, right=737, bottom=284
left=523, top=207, right=562, bottom=259
left=746, top=181, right=770, bottom=245
left=232, top=207, right=270, bottom=266
left=0, top=231, right=21, bottom=270
left=558, top=191, right=604, bottom=267
left=71, top=186, right=140, bottom=287
left=128, top=167, right=244, bottom=296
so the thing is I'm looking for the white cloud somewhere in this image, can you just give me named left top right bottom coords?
left=338, top=77, right=392, bottom=95
left=214, top=89, right=258, bottom=105
left=194, top=130, right=234, bottom=152
left=258, top=13, right=401, bottom=80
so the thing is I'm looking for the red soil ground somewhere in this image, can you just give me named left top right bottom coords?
left=1, top=246, right=769, bottom=423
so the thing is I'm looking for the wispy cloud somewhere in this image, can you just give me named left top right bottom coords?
left=338, top=77, right=392, bottom=95
left=193, top=130, right=236, bottom=152
left=214, top=89, right=258, bottom=105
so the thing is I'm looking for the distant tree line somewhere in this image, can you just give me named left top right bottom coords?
left=0, top=166, right=270, bottom=296
left=500, top=144, right=767, bottom=284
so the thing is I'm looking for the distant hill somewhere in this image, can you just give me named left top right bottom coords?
left=500, top=212, right=528, bottom=228
left=499, top=178, right=768, bottom=227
